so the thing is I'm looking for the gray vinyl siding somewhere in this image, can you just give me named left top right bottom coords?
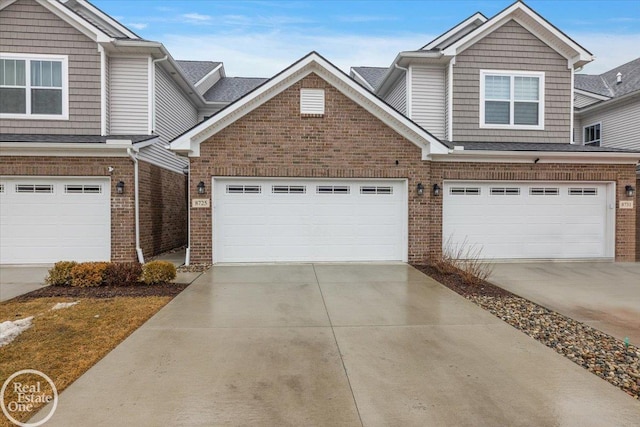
left=575, top=92, right=601, bottom=108
left=577, top=98, right=640, bottom=150
left=154, top=66, right=198, bottom=145
left=138, top=142, right=188, bottom=173
left=384, top=77, right=406, bottom=115
left=410, top=66, right=446, bottom=139
left=573, top=116, right=580, bottom=143
left=109, top=56, right=149, bottom=134
left=452, top=20, right=571, bottom=143
left=0, top=0, right=101, bottom=134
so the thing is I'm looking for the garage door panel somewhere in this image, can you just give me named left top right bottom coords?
left=214, top=179, right=405, bottom=262
left=444, top=182, right=612, bottom=260
left=1, top=178, right=110, bottom=264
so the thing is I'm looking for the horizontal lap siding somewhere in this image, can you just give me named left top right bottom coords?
left=452, top=20, right=571, bottom=143
left=578, top=99, right=640, bottom=150
left=109, top=57, right=149, bottom=134
left=0, top=0, right=101, bottom=134
left=411, top=66, right=446, bottom=139
left=154, top=66, right=198, bottom=145
left=384, top=77, right=407, bottom=115
left=575, top=92, right=601, bottom=108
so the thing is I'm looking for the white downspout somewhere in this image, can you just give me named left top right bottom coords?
left=98, top=45, right=107, bottom=136
left=150, top=55, right=168, bottom=133
left=185, top=164, right=191, bottom=266
left=127, top=147, right=144, bottom=264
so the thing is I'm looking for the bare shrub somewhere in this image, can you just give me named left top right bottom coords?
left=433, top=236, right=494, bottom=285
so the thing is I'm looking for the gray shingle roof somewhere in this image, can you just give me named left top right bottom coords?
left=203, top=77, right=269, bottom=103
left=576, top=57, right=640, bottom=98
left=449, top=141, right=639, bottom=153
left=0, top=134, right=156, bottom=144
left=351, top=66, right=388, bottom=91
left=176, top=61, right=222, bottom=85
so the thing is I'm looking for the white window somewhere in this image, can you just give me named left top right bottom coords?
left=480, top=70, right=544, bottom=130
left=450, top=187, right=481, bottom=195
left=583, top=123, right=601, bottom=146
left=0, top=53, right=68, bottom=119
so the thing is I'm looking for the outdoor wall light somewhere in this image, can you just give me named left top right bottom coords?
left=433, top=184, right=441, bottom=197
left=416, top=183, right=424, bottom=196
left=197, top=181, right=206, bottom=194
left=116, top=181, right=125, bottom=194
left=626, top=185, right=635, bottom=197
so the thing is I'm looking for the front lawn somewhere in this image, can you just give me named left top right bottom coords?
left=0, top=290, right=183, bottom=426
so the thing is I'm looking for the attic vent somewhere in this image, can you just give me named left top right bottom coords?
left=300, top=89, right=325, bottom=115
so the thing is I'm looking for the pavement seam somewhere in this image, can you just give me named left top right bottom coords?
left=312, top=263, right=364, bottom=427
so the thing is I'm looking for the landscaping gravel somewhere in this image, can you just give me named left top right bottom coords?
left=177, top=264, right=212, bottom=273
left=414, top=264, right=640, bottom=400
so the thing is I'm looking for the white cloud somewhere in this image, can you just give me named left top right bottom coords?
left=573, top=32, right=640, bottom=74
left=128, top=23, right=148, bottom=30
left=162, top=31, right=432, bottom=77
left=181, top=13, right=213, bottom=24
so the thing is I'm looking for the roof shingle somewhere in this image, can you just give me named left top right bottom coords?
left=176, top=60, right=222, bottom=85
left=203, top=77, right=269, bottom=103
left=351, top=66, right=388, bottom=91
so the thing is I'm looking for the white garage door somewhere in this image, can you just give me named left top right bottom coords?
left=443, top=181, right=614, bottom=260
left=0, top=177, right=111, bottom=264
left=213, top=179, right=407, bottom=263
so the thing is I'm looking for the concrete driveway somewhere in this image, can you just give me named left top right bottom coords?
left=0, top=266, right=49, bottom=301
left=490, top=262, right=640, bottom=345
left=34, top=264, right=639, bottom=426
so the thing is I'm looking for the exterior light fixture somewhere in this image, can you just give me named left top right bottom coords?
left=197, top=181, right=206, bottom=194
left=433, top=184, right=441, bottom=197
left=116, top=181, right=125, bottom=194
left=416, top=183, right=424, bottom=196
left=182, top=165, right=189, bottom=176
left=625, top=185, right=635, bottom=197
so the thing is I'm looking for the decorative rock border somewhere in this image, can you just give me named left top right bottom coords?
left=413, top=265, right=640, bottom=400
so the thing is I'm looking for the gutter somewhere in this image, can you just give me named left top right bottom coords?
left=430, top=148, right=640, bottom=164
left=127, top=147, right=145, bottom=264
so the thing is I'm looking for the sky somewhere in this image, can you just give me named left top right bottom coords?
left=92, top=0, right=640, bottom=77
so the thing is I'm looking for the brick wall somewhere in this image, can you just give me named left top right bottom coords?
left=430, top=162, right=637, bottom=262
left=188, top=73, right=637, bottom=263
left=189, top=73, right=431, bottom=263
left=138, top=161, right=188, bottom=258
left=0, top=156, right=137, bottom=261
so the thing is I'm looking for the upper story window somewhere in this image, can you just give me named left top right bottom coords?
left=479, top=70, right=544, bottom=130
left=583, top=123, right=601, bottom=147
left=0, top=54, right=68, bottom=120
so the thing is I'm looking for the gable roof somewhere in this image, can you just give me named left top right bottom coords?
left=203, top=77, right=269, bottom=103
left=576, top=57, right=640, bottom=99
left=420, top=12, right=487, bottom=51
left=170, top=52, right=449, bottom=158
left=441, top=1, right=593, bottom=68
left=350, top=67, right=388, bottom=91
left=176, top=60, right=222, bottom=85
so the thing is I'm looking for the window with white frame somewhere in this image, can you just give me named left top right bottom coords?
left=583, top=123, right=601, bottom=146
left=0, top=54, right=68, bottom=119
left=480, top=70, right=544, bottom=129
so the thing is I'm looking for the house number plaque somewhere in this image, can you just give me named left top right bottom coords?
left=619, top=201, right=634, bottom=209
left=192, top=198, right=210, bottom=208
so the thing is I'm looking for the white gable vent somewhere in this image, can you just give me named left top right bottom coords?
left=300, top=89, right=325, bottom=115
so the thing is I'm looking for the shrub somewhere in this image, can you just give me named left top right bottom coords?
left=45, top=261, right=78, bottom=286
left=70, top=262, right=110, bottom=287
left=432, top=236, right=494, bottom=286
left=141, top=261, right=177, bottom=285
left=104, top=262, right=143, bottom=286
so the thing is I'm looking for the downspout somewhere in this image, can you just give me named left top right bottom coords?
left=184, top=163, right=191, bottom=266
left=150, top=55, right=168, bottom=133
left=127, top=147, right=144, bottom=264
left=98, top=45, right=107, bottom=136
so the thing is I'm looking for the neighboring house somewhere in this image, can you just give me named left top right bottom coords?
left=172, top=1, right=639, bottom=265
left=573, top=57, right=640, bottom=150
left=0, top=0, right=259, bottom=264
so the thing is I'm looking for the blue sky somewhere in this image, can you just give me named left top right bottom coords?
left=93, top=0, right=640, bottom=77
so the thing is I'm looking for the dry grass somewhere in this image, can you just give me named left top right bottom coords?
left=433, top=236, right=495, bottom=285
left=0, top=296, right=171, bottom=426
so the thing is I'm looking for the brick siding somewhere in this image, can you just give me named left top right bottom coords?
left=138, top=161, right=188, bottom=258
left=188, top=73, right=637, bottom=263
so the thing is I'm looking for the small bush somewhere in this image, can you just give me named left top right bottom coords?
left=104, top=262, right=143, bottom=286
left=141, top=261, right=176, bottom=285
left=70, top=262, right=110, bottom=287
left=45, top=261, right=78, bottom=286
left=432, top=236, right=494, bottom=286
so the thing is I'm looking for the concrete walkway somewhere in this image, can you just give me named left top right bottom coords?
left=490, top=262, right=640, bottom=345
left=33, top=264, right=640, bottom=426
left=0, top=266, right=49, bottom=302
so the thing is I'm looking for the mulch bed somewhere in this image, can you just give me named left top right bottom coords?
left=413, top=264, right=640, bottom=400
left=14, top=283, right=189, bottom=300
